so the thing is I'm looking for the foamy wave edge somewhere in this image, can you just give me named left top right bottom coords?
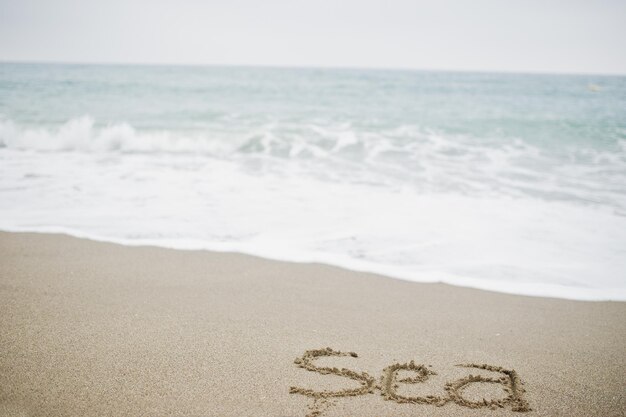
left=1, top=225, right=623, bottom=302
left=0, top=116, right=233, bottom=154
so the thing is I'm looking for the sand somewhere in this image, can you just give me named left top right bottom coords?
left=0, top=231, right=624, bottom=417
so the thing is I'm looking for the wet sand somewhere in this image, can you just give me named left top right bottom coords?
left=0, top=231, right=624, bottom=416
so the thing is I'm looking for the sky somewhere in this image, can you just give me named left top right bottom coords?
left=1, top=0, right=625, bottom=75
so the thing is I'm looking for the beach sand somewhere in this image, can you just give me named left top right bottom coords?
left=0, top=231, right=624, bottom=417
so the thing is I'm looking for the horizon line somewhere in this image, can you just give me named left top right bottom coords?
left=2, top=58, right=625, bottom=78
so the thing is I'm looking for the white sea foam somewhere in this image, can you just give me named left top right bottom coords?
left=1, top=117, right=625, bottom=300
left=0, top=117, right=233, bottom=154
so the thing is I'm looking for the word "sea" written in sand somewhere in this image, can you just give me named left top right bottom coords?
left=290, top=347, right=530, bottom=416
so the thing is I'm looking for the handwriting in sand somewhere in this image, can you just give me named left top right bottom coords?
left=290, top=347, right=530, bottom=416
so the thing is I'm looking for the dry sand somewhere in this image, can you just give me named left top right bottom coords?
left=0, top=231, right=624, bottom=417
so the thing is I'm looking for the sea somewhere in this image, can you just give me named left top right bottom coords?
left=1, top=62, right=625, bottom=300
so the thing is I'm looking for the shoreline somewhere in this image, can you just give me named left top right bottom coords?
left=1, top=231, right=625, bottom=416
left=0, top=227, right=619, bottom=302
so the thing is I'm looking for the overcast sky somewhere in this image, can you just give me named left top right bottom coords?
left=1, top=0, right=625, bottom=74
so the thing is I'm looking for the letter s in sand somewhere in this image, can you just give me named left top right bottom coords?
left=289, top=347, right=375, bottom=398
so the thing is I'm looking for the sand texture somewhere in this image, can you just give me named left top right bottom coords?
left=0, top=232, right=625, bottom=417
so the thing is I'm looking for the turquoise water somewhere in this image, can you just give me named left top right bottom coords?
left=1, top=63, right=625, bottom=299
left=2, top=64, right=625, bottom=148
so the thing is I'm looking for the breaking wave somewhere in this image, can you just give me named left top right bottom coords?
left=1, top=116, right=626, bottom=300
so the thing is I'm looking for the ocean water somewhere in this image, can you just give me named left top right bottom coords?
left=1, top=63, right=625, bottom=300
